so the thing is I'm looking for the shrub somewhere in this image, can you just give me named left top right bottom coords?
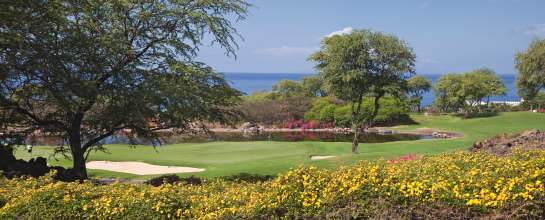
left=240, top=96, right=313, bottom=127
left=332, top=97, right=412, bottom=127
left=303, top=120, right=320, bottom=130
left=318, top=105, right=336, bottom=122
left=222, top=173, right=274, bottom=183
left=333, top=105, right=352, bottom=127
left=304, top=98, right=337, bottom=121
left=146, top=175, right=203, bottom=186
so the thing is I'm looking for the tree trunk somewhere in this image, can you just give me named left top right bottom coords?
left=68, top=114, right=88, bottom=180
left=351, top=127, right=359, bottom=153
left=71, top=146, right=87, bottom=180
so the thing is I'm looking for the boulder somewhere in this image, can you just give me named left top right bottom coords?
left=240, top=122, right=262, bottom=134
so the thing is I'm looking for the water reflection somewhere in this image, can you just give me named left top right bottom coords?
left=31, top=131, right=432, bottom=146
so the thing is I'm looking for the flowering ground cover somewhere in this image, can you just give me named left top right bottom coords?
left=1, top=149, right=544, bottom=219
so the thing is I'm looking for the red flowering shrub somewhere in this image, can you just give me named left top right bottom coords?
left=387, top=153, right=421, bottom=164
left=283, top=119, right=304, bottom=129
left=302, top=120, right=320, bottom=130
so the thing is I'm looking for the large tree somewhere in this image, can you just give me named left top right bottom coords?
left=516, top=39, right=545, bottom=109
left=407, top=75, right=432, bottom=112
left=0, top=0, right=249, bottom=179
left=309, top=30, right=415, bottom=153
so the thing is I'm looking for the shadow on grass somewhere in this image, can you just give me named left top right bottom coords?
left=146, top=173, right=275, bottom=187
left=454, top=112, right=499, bottom=119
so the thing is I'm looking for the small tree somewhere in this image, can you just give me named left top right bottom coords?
left=301, top=76, right=327, bottom=97
left=516, top=39, right=545, bottom=110
left=407, top=75, right=432, bottom=112
left=469, top=68, right=506, bottom=109
left=309, top=30, right=415, bottom=153
left=434, top=69, right=506, bottom=113
left=0, top=0, right=249, bottom=179
left=434, top=73, right=465, bottom=112
left=270, top=80, right=305, bottom=99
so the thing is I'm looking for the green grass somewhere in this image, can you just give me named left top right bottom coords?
left=14, top=112, right=545, bottom=179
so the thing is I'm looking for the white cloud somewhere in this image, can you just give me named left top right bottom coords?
left=254, top=46, right=318, bottom=57
left=521, top=24, right=545, bottom=37
left=326, top=27, right=354, bottom=38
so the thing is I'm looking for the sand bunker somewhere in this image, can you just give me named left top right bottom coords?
left=86, top=161, right=205, bottom=175
left=310, top=155, right=336, bottom=160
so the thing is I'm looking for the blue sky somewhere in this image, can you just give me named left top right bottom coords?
left=197, top=0, right=545, bottom=75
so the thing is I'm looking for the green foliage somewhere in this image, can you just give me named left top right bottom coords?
left=407, top=75, right=432, bottom=112
left=301, top=76, right=327, bottom=97
left=306, top=97, right=411, bottom=127
left=333, top=105, right=353, bottom=127
left=242, top=91, right=273, bottom=102
left=516, top=39, right=545, bottom=101
left=0, top=0, right=250, bottom=178
left=267, top=76, right=326, bottom=100
left=319, top=105, right=337, bottom=123
left=433, top=69, right=506, bottom=113
left=521, top=91, right=545, bottom=110
left=271, top=80, right=305, bottom=99
left=334, top=97, right=411, bottom=127
left=309, top=29, right=415, bottom=151
left=304, top=98, right=338, bottom=122
left=434, top=73, right=465, bottom=112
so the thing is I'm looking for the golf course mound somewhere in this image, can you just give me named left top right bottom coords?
left=472, top=129, right=545, bottom=155
left=86, top=161, right=205, bottom=175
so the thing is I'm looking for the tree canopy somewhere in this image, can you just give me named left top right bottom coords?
left=301, top=76, right=327, bottom=97
left=433, top=68, right=506, bottom=113
left=270, top=79, right=305, bottom=99
left=0, top=0, right=249, bottom=179
left=516, top=39, right=545, bottom=108
left=309, top=29, right=415, bottom=153
left=407, top=75, right=432, bottom=112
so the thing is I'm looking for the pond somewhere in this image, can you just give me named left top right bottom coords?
left=27, top=131, right=432, bottom=146
left=106, top=131, right=432, bottom=145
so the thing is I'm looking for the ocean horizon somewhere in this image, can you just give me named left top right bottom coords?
left=222, top=72, right=520, bottom=106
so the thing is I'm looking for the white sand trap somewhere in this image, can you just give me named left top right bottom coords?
left=86, top=161, right=205, bottom=175
left=310, top=155, right=336, bottom=160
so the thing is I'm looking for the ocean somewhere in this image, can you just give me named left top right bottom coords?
left=223, top=73, right=520, bottom=106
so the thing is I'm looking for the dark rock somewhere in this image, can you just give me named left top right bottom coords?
left=1, top=145, right=79, bottom=181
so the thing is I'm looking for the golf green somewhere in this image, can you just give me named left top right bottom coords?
left=14, top=112, right=545, bottom=179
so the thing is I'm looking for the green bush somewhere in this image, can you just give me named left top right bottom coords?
left=309, top=96, right=412, bottom=127
left=333, top=105, right=352, bottom=127
left=318, top=105, right=336, bottom=122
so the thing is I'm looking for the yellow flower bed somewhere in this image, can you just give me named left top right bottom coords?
left=1, top=149, right=544, bottom=219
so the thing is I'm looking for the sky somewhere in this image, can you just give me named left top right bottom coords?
left=196, top=0, right=545, bottom=75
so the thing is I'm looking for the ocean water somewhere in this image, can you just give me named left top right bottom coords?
left=223, top=73, right=520, bottom=106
